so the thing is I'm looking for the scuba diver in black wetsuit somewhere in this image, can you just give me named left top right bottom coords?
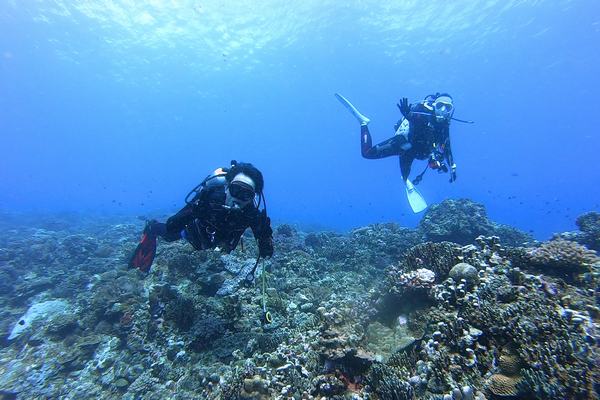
left=363, top=93, right=457, bottom=184
left=336, top=92, right=471, bottom=212
left=129, top=161, right=274, bottom=274
left=355, top=93, right=457, bottom=183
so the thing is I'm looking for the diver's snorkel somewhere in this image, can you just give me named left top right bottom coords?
left=450, top=117, right=475, bottom=124
left=432, top=95, right=454, bottom=122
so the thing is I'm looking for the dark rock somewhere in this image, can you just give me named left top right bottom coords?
left=164, top=295, right=196, bottom=331
left=46, top=315, right=79, bottom=339
left=199, top=273, right=226, bottom=296
left=167, top=254, right=194, bottom=275
left=210, top=332, right=254, bottom=360
left=189, top=315, right=229, bottom=353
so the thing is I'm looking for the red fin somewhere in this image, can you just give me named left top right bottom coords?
left=128, top=233, right=157, bottom=272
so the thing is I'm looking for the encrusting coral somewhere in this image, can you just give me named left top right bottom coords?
left=525, top=238, right=599, bottom=276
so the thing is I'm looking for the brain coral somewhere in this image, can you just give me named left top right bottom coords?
left=488, top=373, right=520, bottom=397
left=498, top=347, right=522, bottom=376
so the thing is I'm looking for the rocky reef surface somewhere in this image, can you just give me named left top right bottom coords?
left=0, top=199, right=597, bottom=400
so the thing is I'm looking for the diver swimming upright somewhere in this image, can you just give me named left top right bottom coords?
left=336, top=92, right=470, bottom=212
left=129, top=161, right=274, bottom=274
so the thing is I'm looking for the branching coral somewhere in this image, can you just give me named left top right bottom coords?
left=368, top=363, right=415, bottom=400
left=400, top=242, right=463, bottom=279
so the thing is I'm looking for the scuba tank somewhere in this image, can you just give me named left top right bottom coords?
left=184, top=167, right=229, bottom=204
left=394, top=118, right=412, bottom=151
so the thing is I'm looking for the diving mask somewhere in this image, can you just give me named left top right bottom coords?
left=433, top=95, right=454, bottom=121
left=228, top=180, right=255, bottom=202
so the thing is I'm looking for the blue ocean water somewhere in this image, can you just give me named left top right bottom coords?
left=1, top=0, right=599, bottom=239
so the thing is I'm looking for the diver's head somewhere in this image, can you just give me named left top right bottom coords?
left=227, top=173, right=256, bottom=207
left=432, top=93, right=454, bottom=123
left=225, top=162, right=264, bottom=208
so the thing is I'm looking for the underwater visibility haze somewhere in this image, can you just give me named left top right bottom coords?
left=0, top=1, right=600, bottom=400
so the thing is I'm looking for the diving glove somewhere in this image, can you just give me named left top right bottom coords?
left=259, top=238, right=274, bottom=258
left=397, top=98, right=411, bottom=120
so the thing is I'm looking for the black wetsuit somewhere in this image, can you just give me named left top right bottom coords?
left=361, top=101, right=455, bottom=181
left=155, top=182, right=273, bottom=255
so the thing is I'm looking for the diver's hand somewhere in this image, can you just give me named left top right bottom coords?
left=397, top=98, right=411, bottom=120
left=449, top=164, right=457, bottom=182
left=258, top=238, right=274, bottom=258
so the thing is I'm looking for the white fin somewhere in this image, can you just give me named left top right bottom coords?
left=405, top=179, right=427, bottom=213
left=335, top=93, right=370, bottom=125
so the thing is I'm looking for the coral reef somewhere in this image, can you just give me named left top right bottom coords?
left=486, top=346, right=523, bottom=397
left=419, top=199, right=533, bottom=246
left=525, top=238, right=599, bottom=278
left=0, top=211, right=596, bottom=399
left=575, top=211, right=600, bottom=251
left=419, top=199, right=493, bottom=245
left=448, top=263, right=479, bottom=287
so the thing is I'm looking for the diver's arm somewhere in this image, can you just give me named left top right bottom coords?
left=164, top=203, right=196, bottom=238
left=444, top=136, right=457, bottom=182
left=250, top=209, right=274, bottom=258
left=399, top=101, right=432, bottom=124
left=398, top=98, right=429, bottom=122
